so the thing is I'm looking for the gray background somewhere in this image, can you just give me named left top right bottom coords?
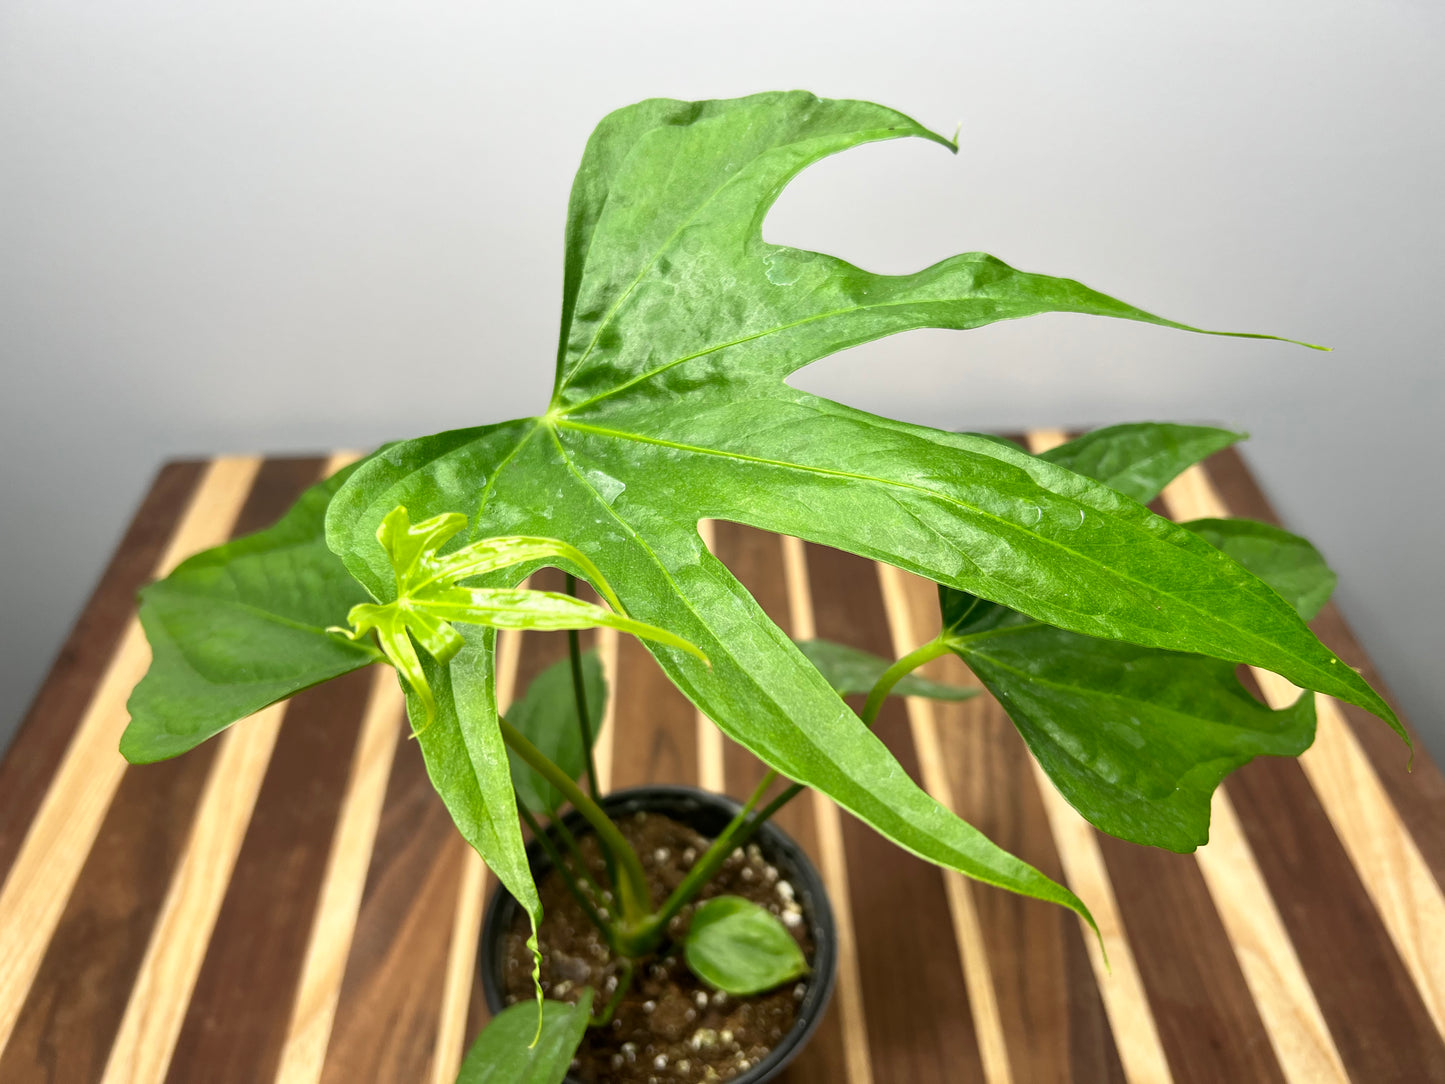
left=2, top=1, right=1441, bottom=761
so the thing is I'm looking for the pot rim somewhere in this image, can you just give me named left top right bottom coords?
left=479, top=784, right=838, bottom=1084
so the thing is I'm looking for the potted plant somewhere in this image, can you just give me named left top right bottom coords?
left=123, top=91, right=1404, bottom=1083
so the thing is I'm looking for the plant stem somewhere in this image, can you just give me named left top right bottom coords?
left=564, top=572, right=602, bottom=801
left=518, top=804, right=612, bottom=945
left=548, top=810, right=610, bottom=903
left=587, top=960, right=635, bottom=1029
left=738, top=635, right=955, bottom=843
left=499, top=717, right=652, bottom=925
left=636, top=772, right=775, bottom=946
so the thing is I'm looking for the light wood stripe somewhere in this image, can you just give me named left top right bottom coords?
left=274, top=671, right=405, bottom=1084
left=1162, top=463, right=1445, bottom=1035
left=780, top=535, right=874, bottom=1084
left=595, top=627, right=619, bottom=793
left=101, top=701, right=287, bottom=1083
left=98, top=453, right=355, bottom=1084
left=429, top=623, right=525, bottom=1083
left=876, top=561, right=1012, bottom=1084
left=1156, top=464, right=1352, bottom=1080
left=0, top=455, right=263, bottom=1061
left=1024, top=429, right=1173, bottom=1084
left=695, top=520, right=726, bottom=792
left=1256, top=668, right=1445, bottom=1039
left=1029, top=762, right=1173, bottom=1084
left=1195, top=790, right=1348, bottom=1083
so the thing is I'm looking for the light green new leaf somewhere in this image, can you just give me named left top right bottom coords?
left=457, top=990, right=594, bottom=1084
left=328, top=92, right=1396, bottom=932
left=506, top=650, right=607, bottom=815
left=123, top=460, right=381, bottom=764
left=795, top=638, right=978, bottom=702
left=1184, top=518, right=1336, bottom=620
left=339, top=505, right=704, bottom=728
left=950, top=617, right=1315, bottom=850
left=684, top=896, right=810, bottom=996
left=1039, top=422, right=1245, bottom=504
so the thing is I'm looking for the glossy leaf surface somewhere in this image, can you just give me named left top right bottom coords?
left=1039, top=422, right=1245, bottom=504
left=795, top=637, right=978, bottom=701
left=939, top=423, right=1330, bottom=848
left=684, top=896, right=809, bottom=996
left=952, top=617, right=1315, bottom=850
left=123, top=461, right=380, bottom=763
left=328, top=93, right=1393, bottom=929
left=506, top=650, right=606, bottom=815
left=1184, top=517, right=1336, bottom=620
left=456, top=990, right=594, bottom=1084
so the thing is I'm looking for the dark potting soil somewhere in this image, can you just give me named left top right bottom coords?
left=502, top=810, right=814, bottom=1083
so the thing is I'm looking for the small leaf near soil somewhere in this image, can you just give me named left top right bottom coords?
left=684, top=895, right=810, bottom=997
left=456, top=989, right=594, bottom=1084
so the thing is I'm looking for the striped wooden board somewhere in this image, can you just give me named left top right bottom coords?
left=1, top=434, right=1443, bottom=1083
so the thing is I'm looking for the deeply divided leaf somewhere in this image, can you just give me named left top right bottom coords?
left=326, top=92, right=1396, bottom=931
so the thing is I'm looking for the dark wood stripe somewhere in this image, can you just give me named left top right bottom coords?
left=0, top=457, right=319, bottom=1084
left=927, top=651, right=1126, bottom=1084
left=609, top=623, right=698, bottom=794
left=320, top=728, right=467, bottom=1084
left=1204, top=444, right=1445, bottom=890
left=710, top=520, right=849, bottom=1084
left=0, top=461, right=204, bottom=883
left=164, top=665, right=377, bottom=1084
left=806, top=542, right=987, bottom=1084
left=1095, top=832, right=1286, bottom=1083
left=1225, top=693, right=1445, bottom=1079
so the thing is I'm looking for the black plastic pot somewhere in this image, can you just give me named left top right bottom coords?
left=480, top=785, right=837, bottom=1084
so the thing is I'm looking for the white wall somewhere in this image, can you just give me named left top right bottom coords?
left=2, top=1, right=1441, bottom=760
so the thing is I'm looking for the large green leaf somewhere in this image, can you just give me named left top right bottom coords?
left=123, top=461, right=381, bottom=763
left=456, top=990, right=594, bottom=1084
left=1039, top=422, right=1245, bottom=504
left=938, top=423, right=1332, bottom=849
left=326, top=93, right=1395, bottom=927
left=1183, top=517, right=1336, bottom=620
left=951, top=617, right=1315, bottom=850
left=505, top=650, right=606, bottom=815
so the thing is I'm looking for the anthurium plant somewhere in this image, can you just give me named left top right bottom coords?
left=123, top=91, right=1401, bottom=1080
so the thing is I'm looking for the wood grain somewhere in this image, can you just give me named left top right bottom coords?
left=275, top=670, right=406, bottom=1084
left=2, top=442, right=1444, bottom=1083
left=709, top=520, right=849, bottom=1084
left=806, top=541, right=987, bottom=1084
left=0, top=456, right=265, bottom=1064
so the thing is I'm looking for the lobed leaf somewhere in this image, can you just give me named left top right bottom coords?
left=328, top=93, right=1394, bottom=932
left=684, top=896, right=810, bottom=996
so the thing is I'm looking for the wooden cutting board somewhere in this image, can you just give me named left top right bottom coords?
left=0, top=434, right=1441, bottom=1083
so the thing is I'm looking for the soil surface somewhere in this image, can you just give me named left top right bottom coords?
left=502, top=811, right=814, bottom=1083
